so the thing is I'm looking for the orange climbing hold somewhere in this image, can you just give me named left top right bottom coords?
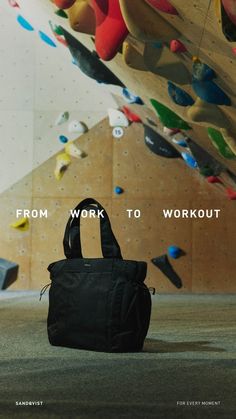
left=121, top=106, right=142, bottom=123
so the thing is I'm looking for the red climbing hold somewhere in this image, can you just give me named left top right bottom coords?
left=226, top=187, right=236, bottom=200
left=54, top=0, right=76, bottom=9
left=55, top=34, right=68, bottom=47
left=232, top=47, right=236, bottom=55
left=222, top=0, right=236, bottom=26
left=145, top=0, right=178, bottom=15
left=121, top=106, right=142, bottom=123
left=207, top=176, right=223, bottom=184
left=90, top=0, right=129, bottom=61
left=170, top=39, right=187, bottom=53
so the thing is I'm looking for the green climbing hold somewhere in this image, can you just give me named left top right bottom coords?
left=150, top=98, right=191, bottom=130
left=207, top=127, right=236, bottom=159
left=49, top=20, right=64, bottom=36
left=55, top=9, right=68, bottom=18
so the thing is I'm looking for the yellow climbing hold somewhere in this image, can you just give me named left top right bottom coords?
left=65, top=141, right=85, bottom=158
left=54, top=152, right=71, bottom=181
left=10, top=217, right=29, bottom=231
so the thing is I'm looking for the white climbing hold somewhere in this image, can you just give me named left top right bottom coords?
left=68, top=120, right=88, bottom=134
left=108, top=108, right=129, bottom=128
left=54, top=152, right=71, bottom=181
left=55, top=111, right=69, bottom=126
left=65, top=141, right=85, bottom=158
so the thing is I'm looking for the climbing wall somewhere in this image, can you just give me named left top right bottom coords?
left=1, top=116, right=236, bottom=293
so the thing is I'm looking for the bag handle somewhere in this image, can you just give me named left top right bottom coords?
left=63, top=198, right=122, bottom=260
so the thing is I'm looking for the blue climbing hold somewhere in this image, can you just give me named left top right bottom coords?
left=38, top=31, right=57, bottom=47
left=59, top=135, right=68, bottom=143
left=114, top=186, right=123, bottom=195
left=122, top=88, right=144, bottom=105
left=168, top=81, right=194, bottom=107
left=181, top=152, right=198, bottom=168
left=168, top=246, right=182, bottom=259
left=192, top=60, right=216, bottom=82
left=17, top=15, right=34, bottom=31
left=172, top=138, right=188, bottom=148
left=152, top=41, right=163, bottom=49
left=192, top=80, right=231, bottom=106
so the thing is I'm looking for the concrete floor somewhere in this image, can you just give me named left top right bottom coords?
left=0, top=292, right=235, bottom=419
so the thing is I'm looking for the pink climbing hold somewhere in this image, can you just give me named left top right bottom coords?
left=226, top=187, right=236, bottom=200
left=8, top=0, right=19, bottom=7
left=232, top=47, right=236, bottom=55
left=222, top=0, right=236, bottom=26
left=170, top=39, right=187, bottom=53
left=145, top=0, right=179, bottom=15
left=121, top=106, right=142, bottom=123
left=207, top=176, right=223, bottom=184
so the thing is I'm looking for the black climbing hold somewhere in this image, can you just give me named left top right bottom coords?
left=144, top=124, right=181, bottom=158
left=61, top=27, right=125, bottom=87
left=187, top=138, right=223, bottom=176
left=151, top=254, right=182, bottom=289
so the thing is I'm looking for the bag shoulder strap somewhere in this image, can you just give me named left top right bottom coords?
left=63, top=198, right=122, bottom=260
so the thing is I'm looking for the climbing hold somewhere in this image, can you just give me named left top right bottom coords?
left=151, top=254, right=183, bottom=289
left=170, top=39, right=187, bottom=53
left=38, top=31, right=57, bottom=47
left=90, top=0, right=129, bottom=61
left=59, top=135, right=69, bottom=144
left=65, top=141, right=85, bottom=158
left=16, top=15, right=34, bottom=31
left=207, top=127, right=235, bottom=159
left=192, top=58, right=216, bottom=82
left=187, top=98, right=230, bottom=129
left=181, top=152, right=198, bottom=168
left=152, top=41, right=163, bottom=48
left=119, top=0, right=179, bottom=42
left=219, top=0, right=236, bottom=41
left=145, top=0, right=179, bottom=15
left=121, top=106, right=142, bottom=123
left=55, top=111, right=69, bottom=126
left=226, top=187, right=236, bottom=200
left=49, top=20, right=64, bottom=36
left=54, top=9, right=68, bottom=18
left=108, top=108, right=129, bottom=127
left=114, top=186, right=124, bottom=194
left=220, top=128, right=236, bottom=156
left=163, top=127, right=180, bottom=136
left=172, top=138, right=188, bottom=148
left=54, top=153, right=71, bottom=180
left=192, top=80, right=231, bottom=106
left=122, top=88, right=144, bottom=105
left=10, top=217, right=29, bottom=232
left=168, top=82, right=194, bottom=107
left=144, top=124, right=181, bottom=158
left=68, top=120, right=88, bottom=134
left=187, top=138, right=223, bottom=175
left=222, top=0, right=236, bottom=26
left=54, top=0, right=76, bottom=9
left=62, top=27, right=125, bottom=87
left=150, top=98, right=191, bottom=130
left=167, top=246, right=183, bottom=259
left=67, top=0, right=96, bottom=35
left=8, top=0, right=19, bottom=8
left=122, top=41, right=147, bottom=71
left=207, top=176, right=223, bottom=184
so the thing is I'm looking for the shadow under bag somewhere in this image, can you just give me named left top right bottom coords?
left=47, top=198, right=151, bottom=352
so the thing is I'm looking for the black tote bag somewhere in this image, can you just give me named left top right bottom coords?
left=47, top=198, right=151, bottom=352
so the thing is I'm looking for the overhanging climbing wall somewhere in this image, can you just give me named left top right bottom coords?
left=1, top=117, right=236, bottom=293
